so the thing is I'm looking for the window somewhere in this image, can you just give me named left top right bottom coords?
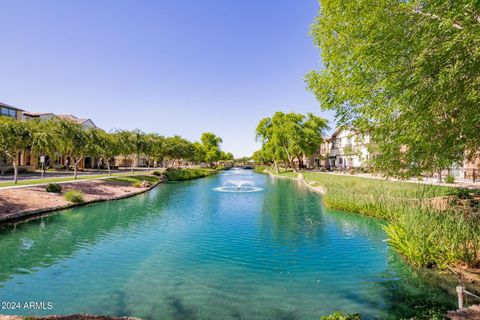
left=1, top=107, right=17, bottom=118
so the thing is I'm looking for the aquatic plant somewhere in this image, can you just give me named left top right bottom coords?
left=278, top=171, right=480, bottom=268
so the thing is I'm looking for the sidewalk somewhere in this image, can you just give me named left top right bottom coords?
left=0, top=170, right=163, bottom=190
left=313, top=171, right=480, bottom=189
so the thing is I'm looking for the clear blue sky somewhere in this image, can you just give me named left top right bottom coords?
left=0, top=0, right=334, bottom=157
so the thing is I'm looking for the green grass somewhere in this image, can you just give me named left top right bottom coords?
left=273, top=170, right=480, bottom=269
left=163, top=168, right=217, bottom=181
left=106, top=175, right=160, bottom=185
left=0, top=172, right=147, bottom=188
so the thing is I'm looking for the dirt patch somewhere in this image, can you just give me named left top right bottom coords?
left=0, top=179, right=160, bottom=223
left=447, top=305, right=480, bottom=320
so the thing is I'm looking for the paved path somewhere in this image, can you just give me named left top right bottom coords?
left=310, top=171, right=480, bottom=189
left=0, top=171, right=162, bottom=191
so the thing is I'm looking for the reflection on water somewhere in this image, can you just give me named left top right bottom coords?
left=0, top=170, right=469, bottom=319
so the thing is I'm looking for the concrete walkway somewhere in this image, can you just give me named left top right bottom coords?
left=0, top=170, right=163, bottom=191
left=311, top=171, right=480, bottom=189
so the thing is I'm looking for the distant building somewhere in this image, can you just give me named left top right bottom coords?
left=0, top=102, right=23, bottom=120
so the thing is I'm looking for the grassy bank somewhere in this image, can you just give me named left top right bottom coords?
left=106, top=175, right=160, bottom=185
left=273, top=170, right=480, bottom=269
left=0, top=172, right=148, bottom=188
left=162, top=168, right=218, bottom=181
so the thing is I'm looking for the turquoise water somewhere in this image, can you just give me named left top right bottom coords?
left=0, top=170, right=459, bottom=319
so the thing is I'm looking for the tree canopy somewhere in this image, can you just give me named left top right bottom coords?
left=306, top=0, right=480, bottom=177
left=255, top=112, right=329, bottom=169
left=0, top=116, right=232, bottom=183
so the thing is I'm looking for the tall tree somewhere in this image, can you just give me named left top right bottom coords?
left=306, top=0, right=480, bottom=178
left=54, top=119, right=89, bottom=179
left=200, top=132, right=223, bottom=166
left=88, top=129, right=118, bottom=175
left=29, top=119, right=58, bottom=178
left=0, top=117, right=33, bottom=184
left=164, top=135, right=194, bottom=167
left=255, top=112, right=328, bottom=171
left=150, top=134, right=166, bottom=167
left=114, top=130, right=135, bottom=171
left=129, top=130, right=147, bottom=173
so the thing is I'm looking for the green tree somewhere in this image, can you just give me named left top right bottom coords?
left=0, top=117, right=33, bottom=184
left=129, top=129, right=147, bottom=173
left=200, top=132, right=223, bottom=166
left=143, top=133, right=163, bottom=172
left=88, top=129, right=118, bottom=175
left=54, top=120, right=89, bottom=179
left=255, top=112, right=328, bottom=171
left=150, top=134, right=166, bottom=168
left=192, top=141, right=206, bottom=164
left=306, top=0, right=480, bottom=178
left=114, top=130, right=135, bottom=171
left=164, top=135, right=194, bottom=167
left=29, top=119, right=58, bottom=178
left=222, top=152, right=234, bottom=161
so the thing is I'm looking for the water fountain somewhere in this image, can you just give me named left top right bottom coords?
left=214, top=179, right=263, bottom=193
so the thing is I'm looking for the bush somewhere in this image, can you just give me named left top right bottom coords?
left=348, top=168, right=356, bottom=175
left=444, top=175, right=455, bottom=183
left=132, top=181, right=142, bottom=188
left=152, top=170, right=162, bottom=176
left=163, top=168, right=215, bottom=181
left=46, top=183, right=62, bottom=193
left=320, top=312, right=361, bottom=320
left=64, top=189, right=84, bottom=203
left=132, top=180, right=152, bottom=188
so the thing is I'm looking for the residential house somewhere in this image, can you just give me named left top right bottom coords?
left=0, top=102, right=104, bottom=173
left=308, top=127, right=372, bottom=170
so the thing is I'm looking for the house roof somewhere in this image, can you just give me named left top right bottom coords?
left=0, top=102, right=24, bottom=111
left=57, top=114, right=97, bottom=127
left=23, top=111, right=55, bottom=117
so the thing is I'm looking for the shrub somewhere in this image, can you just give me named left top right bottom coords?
left=348, top=168, right=356, bottom=175
left=64, top=189, right=84, bottom=203
left=152, top=170, right=162, bottom=176
left=164, top=168, right=215, bottom=181
left=132, top=180, right=152, bottom=188
left=320, top=312, right=361, bottom=320
left=46, top=183, right=62, bottom=193
left=444, top=175, right=455, bottom=183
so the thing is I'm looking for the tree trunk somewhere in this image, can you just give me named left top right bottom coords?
left=97, top=158, right=103, bottom=172
left=13, top=159, right=18, bottom=184
left=41, top=153, right=46, bottom=178
left=289, top=156, right=297, bottom=172
left=273, top=161, right=279, bottom=174
left=74, top=157, right=83, bottom=179
left=437, top=169, right=443, bottom=183
left=107, top=162, right=111, bottom=176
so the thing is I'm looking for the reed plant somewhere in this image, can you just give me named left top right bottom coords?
left=278, top=171, right=480, bottom=269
